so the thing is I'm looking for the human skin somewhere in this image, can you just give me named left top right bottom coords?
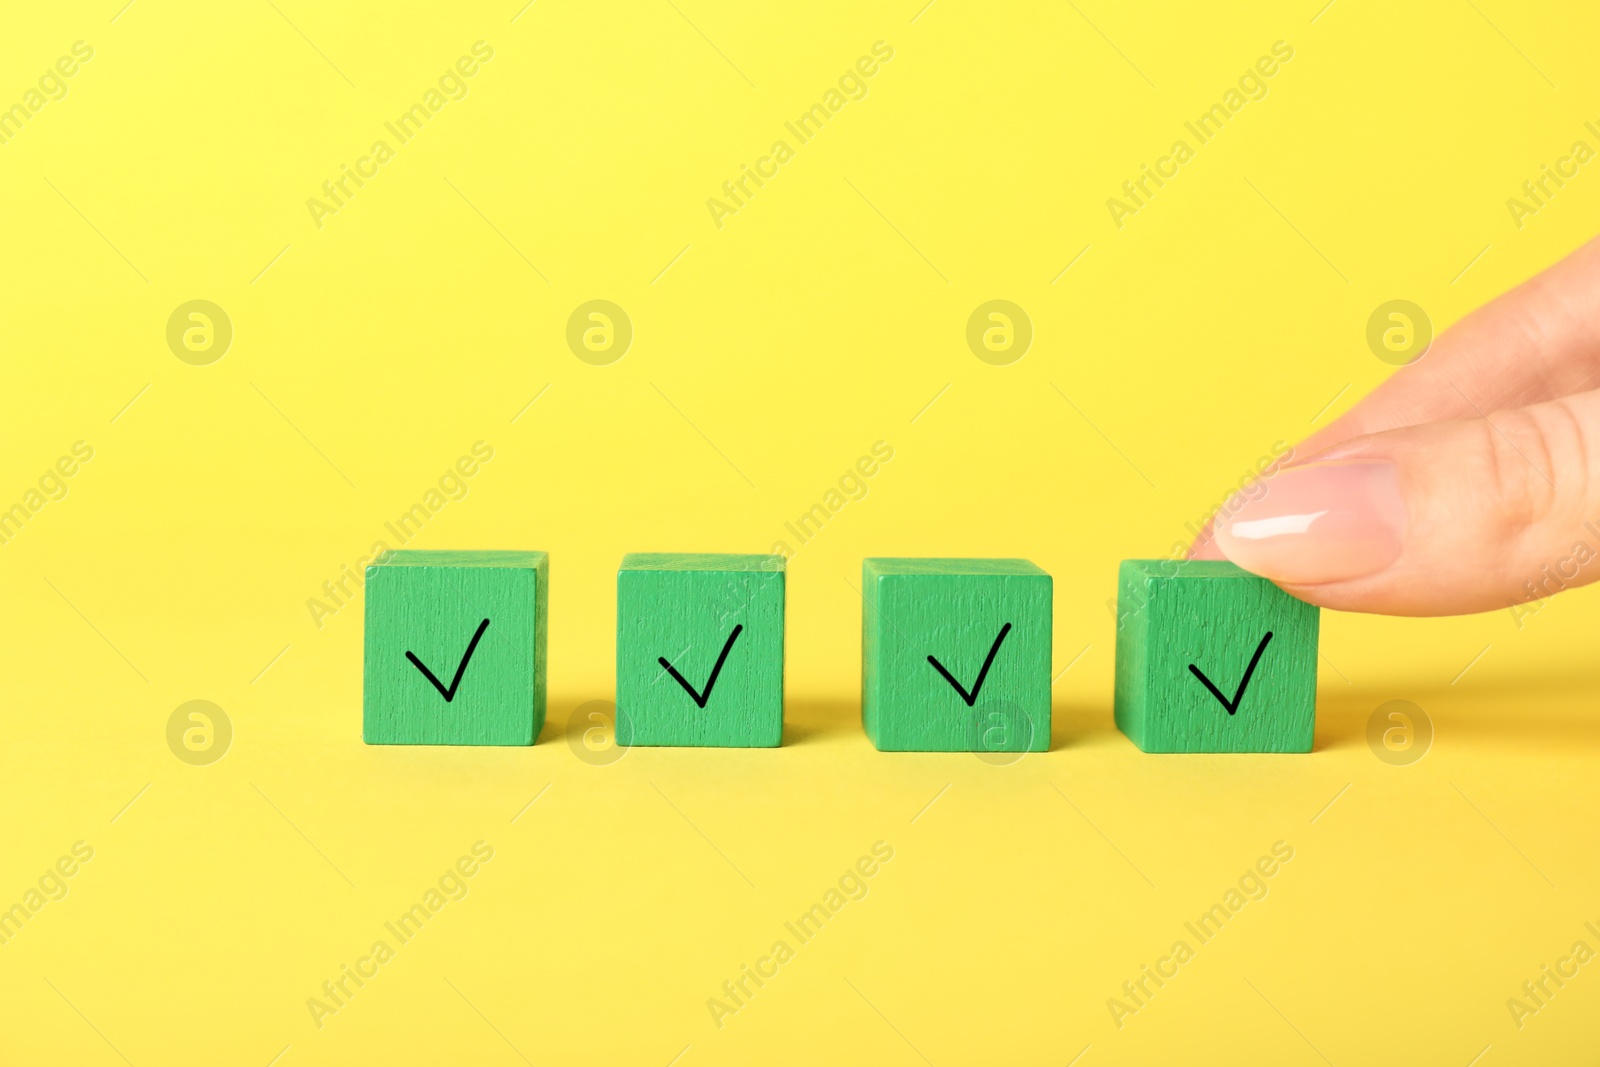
left=1191, top=235, right=1600, bottom=616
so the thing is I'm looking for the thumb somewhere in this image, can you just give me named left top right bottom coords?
left=1211, top=390, right=1600, bottom=616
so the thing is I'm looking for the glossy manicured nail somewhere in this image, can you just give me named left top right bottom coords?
left=1213, top=462, right=1405, bottom=585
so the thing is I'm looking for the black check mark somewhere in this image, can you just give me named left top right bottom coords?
left=927, top=623, right=1012, bottom=708
left=405, top=619, right=491, bottom=703
left=659, top=624, right=742, bottom=709
left=1188, top=631, right=1273, bottom=715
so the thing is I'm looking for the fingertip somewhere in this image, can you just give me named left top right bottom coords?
left=1186, top=521, right=1226, bottom=560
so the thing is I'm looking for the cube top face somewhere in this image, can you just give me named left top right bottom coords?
left=862, top=557, right=1052, bottom=753
left=621, top=552, right=783, bottom=574
left=363, top=552, right=548, bottom=746
left=1121, top=559, right=1243, bottom=581
left=864, top=557, right=1046, bottom=579
left=616, top=554, right=785, bottom=748
left=370, top=549, right=547, bottom=571
left=1114, top=559, right=1318, bottom=753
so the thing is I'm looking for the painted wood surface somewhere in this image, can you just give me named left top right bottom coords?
left=363, top=549, right=548, bottom=746
left=616, top=553, right=785, bottom=747
left=862, top=557, right=1052, bottom=753
left=1114, top=559, right=1318, bottom=753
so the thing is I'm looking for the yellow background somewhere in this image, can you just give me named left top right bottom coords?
left=2, top=0, right=1598, bottom=1063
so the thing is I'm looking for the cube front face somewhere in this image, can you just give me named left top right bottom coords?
left=1114, top=560, right=1318, bottom=753
left=615, top=553, right=785, bottom=747
left=862, top=559, right=1052, bottom=753
left=363, top=550, right=547, bottom=746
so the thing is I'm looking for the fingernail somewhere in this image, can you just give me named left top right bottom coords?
left=1213, top=461, right=1406, bottom=584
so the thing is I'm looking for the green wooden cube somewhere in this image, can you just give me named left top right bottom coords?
left=1114, top=560, right=1319, bottom=753
left=861, top=558, right=1052, bottom=753
left=363, top=550, right=548, bottom=746
left=615, top=553, right=784, bottom=747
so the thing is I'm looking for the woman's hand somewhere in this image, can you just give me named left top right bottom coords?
left=1192, top=236, right=1600, bottom=616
